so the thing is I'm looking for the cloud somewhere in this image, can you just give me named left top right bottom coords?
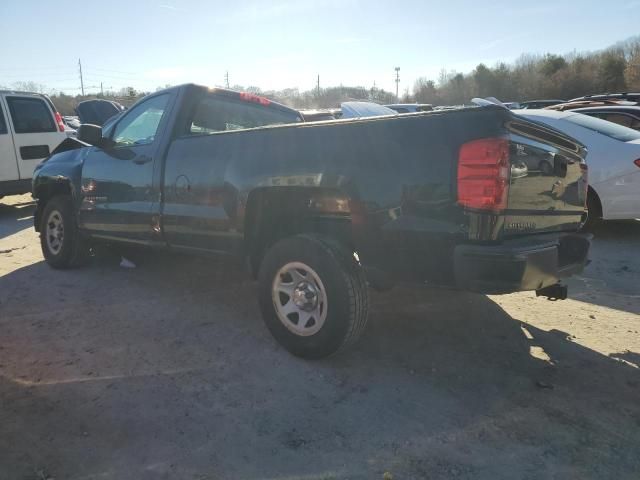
left=476, top=33, right=531, bottom=52
left=506, top=4, right=559, bottom=16
left=333, top=37, right=366, bottom=45
left=158, top=4, right=186, bottom=11
left=213, top=0, right=353, bottom=24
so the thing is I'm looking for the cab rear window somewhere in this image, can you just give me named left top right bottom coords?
left=188, top=94, right=301, bottom=135
left=6, top=96, right=56, bottom=134
left=565, top=113, right=640, bottom=142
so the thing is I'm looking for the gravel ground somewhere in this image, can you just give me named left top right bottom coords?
left=1, top=194, right=639, bottom=480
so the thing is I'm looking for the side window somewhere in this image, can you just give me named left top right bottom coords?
left=630, top=117, right=640, bottom=131
left=112, top=94, right=169, bottom=147
left=6, top=96, right=56, bottom=134
left=601, top=113, right=633, bottom=128
left=0, top=103, right=7, bottom=134
left=188, top=94, right=300, bottom=135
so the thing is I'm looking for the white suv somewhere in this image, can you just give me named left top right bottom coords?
left=0, top=91, right=67, bottom=200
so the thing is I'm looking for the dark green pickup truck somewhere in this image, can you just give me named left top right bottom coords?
left=32, top=84, right=590, bottom=358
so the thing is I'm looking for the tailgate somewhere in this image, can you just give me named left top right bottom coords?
left=503, top=118, right=588, bottom=236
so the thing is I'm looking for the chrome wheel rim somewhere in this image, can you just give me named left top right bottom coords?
left=272, top=261, right=327, bottom=336
left=46, top=210, right=64, bottom=255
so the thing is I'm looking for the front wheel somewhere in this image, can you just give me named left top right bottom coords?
left=40, top=195, right=90, bottom=269
left=258, top=234, right=369, bottom=359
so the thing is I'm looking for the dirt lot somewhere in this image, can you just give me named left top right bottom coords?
left=1, top=194, right=639, bottom=480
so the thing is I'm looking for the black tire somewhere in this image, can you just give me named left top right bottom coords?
left=40, top=195, right=90, bottom=269
left=539, top=160, right=553, bottom=175
left=258, top=234, right=369, bottom=359
left=581, top=188, right=602, bottom=231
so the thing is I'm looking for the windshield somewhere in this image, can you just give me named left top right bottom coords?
left=565, top=113, right=640, bottom=142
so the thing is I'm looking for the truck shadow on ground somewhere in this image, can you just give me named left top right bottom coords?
left=566, top=220, right=640, bottom=315
left=0, top=200, right=35, bottom=240
left=1, top=253, right=639, bottom=479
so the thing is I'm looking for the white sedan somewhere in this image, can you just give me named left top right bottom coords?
left=516, top=109, right=640, bottom=224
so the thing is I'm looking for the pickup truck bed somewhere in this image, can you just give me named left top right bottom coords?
left=32, top=84, right=590, bottom=358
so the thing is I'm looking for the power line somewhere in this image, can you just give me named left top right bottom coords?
left=83, top=71, right=140, bottom=80
left=84, top=67, right=137, bottom=75
left=0, top=66, right=73, bottom=72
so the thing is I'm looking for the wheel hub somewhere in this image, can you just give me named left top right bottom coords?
left=292, top=282, right=319, bottom=311
left=271, top=261, right=328, bottom=337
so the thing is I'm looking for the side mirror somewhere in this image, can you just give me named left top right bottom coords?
left=77, top=124, right=108, bottom=147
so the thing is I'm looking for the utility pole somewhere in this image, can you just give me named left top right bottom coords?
left=224, top=71, right=230, bottom=89
left=100, top=82, right=104, bottom=96
left=316, top=74, right=320, bottom=96
left=394, top=67, right=400, bottom=102
left=78, top=58, right=85, bottom=96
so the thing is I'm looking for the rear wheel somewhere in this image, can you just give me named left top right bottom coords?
left=258, top=234, right=369, bottom=359
left=40, top=195, right=90, bottom=269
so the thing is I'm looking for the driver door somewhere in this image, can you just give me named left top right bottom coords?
left=78, top=92, right=174, bottom=244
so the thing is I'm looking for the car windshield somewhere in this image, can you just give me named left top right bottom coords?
left=565, top=113, right=640, bottom=142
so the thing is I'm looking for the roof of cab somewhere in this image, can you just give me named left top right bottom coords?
left=0, top=90, right=48, bottom=96
left=175, top=83, right=300, bottom=116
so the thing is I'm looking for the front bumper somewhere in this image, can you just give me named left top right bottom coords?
left=454, top=233, right=591, bottom=294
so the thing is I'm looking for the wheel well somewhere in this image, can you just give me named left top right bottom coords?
left=34, top=182, right=72, bottom=231
left=244, top=187, right=354, bottom=277
left=587, top=186, right=602, bottom=219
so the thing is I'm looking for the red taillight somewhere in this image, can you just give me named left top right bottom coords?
left=457, top=137, right=510, bottom=211
left=634, top=159, right=640, bottom=168
left=239, top=92, right=270, bottom=106
left=54, top=112, right=65, bottom=132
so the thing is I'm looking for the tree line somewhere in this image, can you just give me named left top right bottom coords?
left=3, top=35, right=639, bottom=115
left=413, top=36, right=640, bottom=105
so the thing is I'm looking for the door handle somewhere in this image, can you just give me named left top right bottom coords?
left=133, top=155, right=152, bottom=165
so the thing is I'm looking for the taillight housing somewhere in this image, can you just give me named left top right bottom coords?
left=457, top=137, right=510, bottom=212
left=634, top=159, right=640, bottom=169
left=54, top=112, right=65, bottom=132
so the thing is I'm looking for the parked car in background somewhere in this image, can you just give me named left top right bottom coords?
left=298, top=109, right=337, bottom=122
left=63, top=116, right=81, bottom=130
left=75, top=99, right=126, bottom=127
left=517, top=109, right=640, bottom=226
left=340, top=102, right=397, bottom=118
left=0, top=90, right=67, bottom=199
left=570, top=106, right=640, bottom=131
left=519, top=99, right=565, bottom=109
left=547, top=99, right=637, bottom=112
left=569, top=92, right=640, bottom=104
left=385, top=103, right=433, bottom=113
left=503, top=102, right=521, bottom=109
left=32, top=84, right=590, bottom=358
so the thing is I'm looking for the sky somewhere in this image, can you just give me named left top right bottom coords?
left=1, top=0, right=639, bottom=96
